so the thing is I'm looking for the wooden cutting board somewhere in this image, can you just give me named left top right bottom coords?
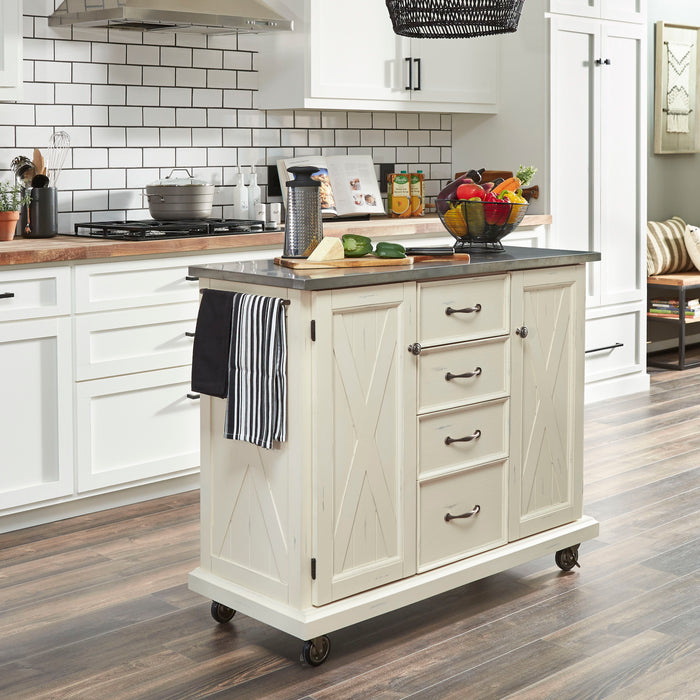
left=274, top=253, right=470, bottom=270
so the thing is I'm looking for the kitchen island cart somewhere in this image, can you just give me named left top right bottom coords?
left=188, top=246, right=600, bottom=665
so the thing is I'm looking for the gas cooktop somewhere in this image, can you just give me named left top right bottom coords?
left=73, top=218, right=266, bottom=241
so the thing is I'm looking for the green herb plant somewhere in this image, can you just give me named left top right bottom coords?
left=0, top=180, right=31, bottom=212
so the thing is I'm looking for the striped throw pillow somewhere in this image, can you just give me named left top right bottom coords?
left=647, top=217, right=693, bottom=275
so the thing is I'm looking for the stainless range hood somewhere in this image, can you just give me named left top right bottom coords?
left=49, top=0, right=293, bottom=34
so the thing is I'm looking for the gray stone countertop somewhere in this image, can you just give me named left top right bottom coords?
left=188, top=246, right=601, bottom=292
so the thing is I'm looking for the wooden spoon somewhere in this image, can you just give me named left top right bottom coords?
left=33, top=148, right=46, bottom=177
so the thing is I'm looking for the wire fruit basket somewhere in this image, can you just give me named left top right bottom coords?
left=437, top=199, right=528, bottom=252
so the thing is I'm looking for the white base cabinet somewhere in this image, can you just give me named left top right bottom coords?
left=189, top=261, right=598, bottom=656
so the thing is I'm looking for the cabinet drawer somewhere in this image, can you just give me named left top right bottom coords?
left=418, top=460, right=507, bottom=572
left=585, top=309, right=641, bottom=381
left=418, top=398, right=508, bottom=477
left=0, top=267, right=71, bottom=321
left=418, top=336, right=509, bottom=413
left=418, top=275, right=508, bottom=346
left=76, top=366, right=200, bottom=492
left=75, top=301, right=199, bottom=380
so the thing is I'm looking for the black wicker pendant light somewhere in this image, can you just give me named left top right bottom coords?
left=386, top=0, right=526, bottom=39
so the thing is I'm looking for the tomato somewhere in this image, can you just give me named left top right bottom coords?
left=456, top=183, right=485, bottom=200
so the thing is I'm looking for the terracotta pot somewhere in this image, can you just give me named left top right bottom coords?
left=0, top=211, right=20, bottom=241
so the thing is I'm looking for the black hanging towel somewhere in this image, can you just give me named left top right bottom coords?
left=385, top=0, right=526, bottom=39
left=225, top=292, right=287, bottom=450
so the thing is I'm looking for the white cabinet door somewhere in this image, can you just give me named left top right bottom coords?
left=550, top=15, right=601, bottom=307
left=0, top=0, right=22, bottom=102
left=0, top=317, right=73, bottom=510
left=599, top=21, right=645, bottom=306
left=550, top=0, right=600, bottom=19
left=76, top=366, right=200, bottom=492
left=509, top=266, right=585, bottom=540
left=309, top=0, right=408, bottom=102
left=550, top=0, right=644, bottom=22
left=312, top=283, right=416, bottom=605
left=411, top=36, right=500, bottom=108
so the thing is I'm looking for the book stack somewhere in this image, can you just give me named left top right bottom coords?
left=648, top=298, right=700, bottom=319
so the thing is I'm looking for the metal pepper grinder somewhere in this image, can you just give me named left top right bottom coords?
left=283, top=166, right=323, bottom=258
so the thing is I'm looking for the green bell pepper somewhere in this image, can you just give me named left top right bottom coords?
left=374, top=241, right=407, bottom=259
left=342, top=234, right=373, bottom=257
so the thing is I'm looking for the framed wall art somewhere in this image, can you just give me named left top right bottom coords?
left=654, top=21, right=700, bottom=154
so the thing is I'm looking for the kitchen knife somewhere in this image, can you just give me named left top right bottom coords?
left=405, top=246, right=455, bottom=256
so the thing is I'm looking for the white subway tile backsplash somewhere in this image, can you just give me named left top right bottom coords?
left=8, top=7, right=452, bottom=225
left=143, top=66, right=175, bottom=87
left=93, top=42, right=127, bottom=65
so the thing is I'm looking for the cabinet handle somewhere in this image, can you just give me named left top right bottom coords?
left=585, top=342, right=623, bottom=354
left=445, top=504, right=481, bottom=522
left=413, top=57, right=421, bottom=90
left=445, top=367, right=482, bottom=381
left=515, top=326, right=528, bottom=338
left=408, top=342, right=422, bottom=355
left=0, top=292, right=15, bottom=299
left=185, top=331, right=196, bottom=338
left=187, top=392, right=200, bottom=400
left=405, top=56, right=412, bottom=90
left=595, top=58, right=603, bottom=65
left=445, top=429, right=481, bottom=445
left=185, top=275, right=199, bottom=281
left=603, top=58, right=611, bottom=65
left=445, top=303, right=481, bottom=316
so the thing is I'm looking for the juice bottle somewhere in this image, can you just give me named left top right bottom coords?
left=387, top=172, right=411, bottom=218
left=410, top=170, right=424, bottom=216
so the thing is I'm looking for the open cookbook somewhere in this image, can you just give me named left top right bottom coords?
left=276, top=154, right=385, bottom=217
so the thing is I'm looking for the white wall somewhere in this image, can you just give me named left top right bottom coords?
left=452, top=0, right=548, bottom=215
left=647, top=0, right=700, bottom=224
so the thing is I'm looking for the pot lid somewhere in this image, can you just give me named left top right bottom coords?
left=148, top=168, right=211, bottom=187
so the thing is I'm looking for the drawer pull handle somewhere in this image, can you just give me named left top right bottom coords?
left=185, top=331, right=196, bottom=338
left=445, top=303, right=481, bottom=316
left=185, top=275, right=199, bottom=281
left=0, top=292, right=15, bottom=299
left=445, top=367, right=482, bottom=381
left=445, top=429, right=481, bottom=445
left=445, top=504, right=481, bottom=522
left=408, top=342, right=422, bottom=355
left=187, top=392, right=200, bottom=400
left=585, top=342, right=623, bottom=354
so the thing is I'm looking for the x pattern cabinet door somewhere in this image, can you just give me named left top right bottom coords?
left=509, top=267, right=585, bottom=540
left=312, top=284, right=416, bottom=605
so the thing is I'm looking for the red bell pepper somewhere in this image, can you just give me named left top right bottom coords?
left=483, top=190, right=509, bottom=226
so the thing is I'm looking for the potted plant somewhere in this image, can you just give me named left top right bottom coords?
left=0, top=181, right=31, bottom=241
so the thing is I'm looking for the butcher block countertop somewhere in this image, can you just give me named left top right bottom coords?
left=0, top=214, right=552, bottom=267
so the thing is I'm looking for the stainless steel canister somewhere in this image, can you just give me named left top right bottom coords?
left=283, top=166, right=323, bottom=258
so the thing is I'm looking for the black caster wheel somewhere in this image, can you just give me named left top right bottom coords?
left=300, top=635, right=331, bottom=666
left=555, top=544, right=581, bottom=571
left=210, top=601, right=236, bottom=623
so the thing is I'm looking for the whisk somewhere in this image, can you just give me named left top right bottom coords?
left=46, top=130, right=70, bottom=187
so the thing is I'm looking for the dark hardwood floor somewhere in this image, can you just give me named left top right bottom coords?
left=1, top=358, right=699, bottom=699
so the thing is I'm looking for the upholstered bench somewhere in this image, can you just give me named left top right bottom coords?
left=647, top=272, right=700, bottom=370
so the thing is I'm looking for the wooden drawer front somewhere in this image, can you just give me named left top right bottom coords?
left=418, top=399, right=508, bottom=477
left=585, top=310, right=641, bottom=381
left=74, top=258, right=202, bottom=313
left=76, top=366, right=199, bottom=492
left=418, top=275, right=508, bottom=346
left=418, top=336, right=509, bottom=413
left=75, top=301, right=200, bottom=380
left=0, top=267, right=70, bottom=321
left=418, top=460, right=507, bottom=571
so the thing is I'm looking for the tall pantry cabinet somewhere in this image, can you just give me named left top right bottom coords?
left=548, top=1, right=649, bottom=402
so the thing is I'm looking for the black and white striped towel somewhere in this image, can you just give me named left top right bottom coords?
left=225, top=292, right=287, bottom=449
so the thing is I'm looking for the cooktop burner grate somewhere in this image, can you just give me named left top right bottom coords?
left=73, top=218, right=266, bottom=241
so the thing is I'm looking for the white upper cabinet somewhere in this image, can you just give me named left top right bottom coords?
left=256, top=0, right=500, bottom=113
left=549, top=0, right=645, bottom=23
left=0, top=0, right=22, bottom=102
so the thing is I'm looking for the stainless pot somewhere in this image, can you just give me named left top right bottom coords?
left=145, top=168, right=215, bottom=220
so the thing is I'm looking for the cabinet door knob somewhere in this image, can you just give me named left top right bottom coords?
left=0, top=292, right=15, bottom=299
left=408, top=342, right=422, bottom=355
left=444, top=429, right=481, bottom=445
left=185, top=331, right=196, bottom=338
left=445, top=303, right=481, bottom=316
left=445, top=367, right=482, bottom=381
left=185, top=275, right=199, bottom=281
left=516, top=326, right=528, bottom=338
left=445, top=504, right=480, bottom=522
left=187, top=392, right=200, bottom=400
